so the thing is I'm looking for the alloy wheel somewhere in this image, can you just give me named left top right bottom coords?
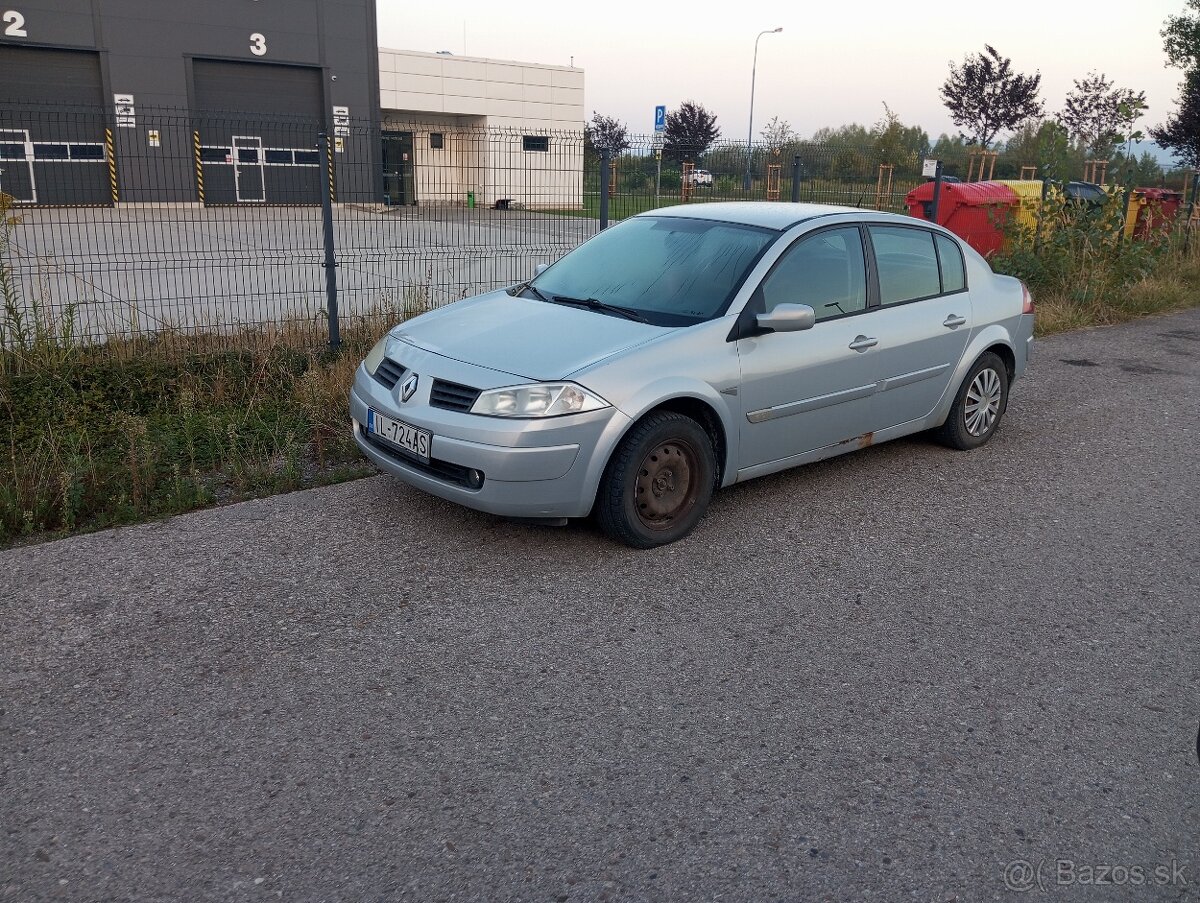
left=964, top=367, right=1003, bottom=436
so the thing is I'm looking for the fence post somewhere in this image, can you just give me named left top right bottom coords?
left=790, top=155, right=802, bottom=203
left=928, top=160, right=944, bottom=223
left=1186, top=173, right=1199, bottom=253
left=599, top=149, right=611, bottom=230
left=1034, top=174, right=1051, bottom=253
left=319, top=132, right=341, bottom=351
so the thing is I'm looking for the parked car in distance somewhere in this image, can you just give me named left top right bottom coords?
left=688, top=169, right=714, bottom=186
left=352, top=203, right=1034, bottom=548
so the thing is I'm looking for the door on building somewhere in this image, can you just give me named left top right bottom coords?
left=381, top=131, right=416, bottom=205
left=0, top=129, right=36, bottom=203
left=232, top=136, right=265, bottom=203
left=192, top=59, right=324, bottom=204
left=0, top=46, right=108, bottom=205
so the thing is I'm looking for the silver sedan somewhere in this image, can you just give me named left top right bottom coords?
left=351, top=203, right=1034, bottom=547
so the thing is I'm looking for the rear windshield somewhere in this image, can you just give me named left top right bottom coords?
left=532, top=215, right=777, bottom=326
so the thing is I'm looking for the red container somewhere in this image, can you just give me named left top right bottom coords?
left=905, top=181, right=1020, bottom=257
left=1133, top=188, right=1183, bottom=239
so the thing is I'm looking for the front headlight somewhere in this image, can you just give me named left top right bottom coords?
left=470, top=382, right=609, bottom=418
left=364, top=335, right=389, bottom=375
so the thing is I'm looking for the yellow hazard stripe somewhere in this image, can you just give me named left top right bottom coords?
left=105, top=128, right=118, bottom=204
left=192, top=130, right=205, bottom=204
left=327, top=136, right=336, bottom=203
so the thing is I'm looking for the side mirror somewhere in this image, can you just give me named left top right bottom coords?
left=756, top=303, right=816, bottom=334
left=534, top=263, right=550, bottom=276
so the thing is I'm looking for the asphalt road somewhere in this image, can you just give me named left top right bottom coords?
left=3, top=310, right=1199, bottom=902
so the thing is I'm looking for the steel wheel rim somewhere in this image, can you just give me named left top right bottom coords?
left=964, top=367, right=1003, bottom=436
left=634, top=438, right=700, bottom=531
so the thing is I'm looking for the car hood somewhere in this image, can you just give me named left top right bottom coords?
left=391, top=290, right=669, bottom=381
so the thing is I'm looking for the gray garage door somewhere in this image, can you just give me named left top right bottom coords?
left=192, top=59, right=324, bottom=204
left=0, top=46, right=110, bottom=205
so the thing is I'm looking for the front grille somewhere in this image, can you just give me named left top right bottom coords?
left=429, top=379, right=482, bottom=413
left=374, top=357, right=406, bottom=390
left=362, top=431, right=482, bottom=490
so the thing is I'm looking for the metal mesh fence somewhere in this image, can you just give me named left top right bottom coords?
left=0, top=102, right=940, bottom=347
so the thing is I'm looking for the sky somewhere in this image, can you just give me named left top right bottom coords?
left=376, top=0, right=1188, bottom=150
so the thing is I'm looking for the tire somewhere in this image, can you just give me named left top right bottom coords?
left=595, top=411, right=716, bottom=549
left=934, top=351, right=1009, bottom=450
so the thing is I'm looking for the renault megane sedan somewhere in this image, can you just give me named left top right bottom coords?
left=351, top=203, right=1034, bottom=548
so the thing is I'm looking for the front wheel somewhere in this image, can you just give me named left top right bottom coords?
left=934, top=351, right=1009, bottom=450
left=595, top=411, right=716, bottom=549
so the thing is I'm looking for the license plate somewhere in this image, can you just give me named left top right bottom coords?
left=367, top=409, right=431, bottom=462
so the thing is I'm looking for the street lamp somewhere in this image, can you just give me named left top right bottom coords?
left=744, top=27, right=782, bottom=192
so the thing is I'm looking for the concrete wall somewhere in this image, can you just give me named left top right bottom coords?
left=379, top=48, right=584, bottom=209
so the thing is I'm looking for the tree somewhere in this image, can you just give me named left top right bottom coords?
left=584, top=112, right=629, bottom=158
left=1162, top=0, right=1200, bottom=69
left=940, top=45, right=1044, bottom=148
left=1059, top=72, right=1147, bottom=157
left=1151, top=69, right=1200, bottom=167
left=1154, top=2, right=1200, bottom=167
left=760, top=116, right=795, bottom=153
left=663, top=101, right=720, bottom=161
left=871, top=103, right=929, bottom=168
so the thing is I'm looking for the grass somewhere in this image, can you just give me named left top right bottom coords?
left=1028, top=242, right=1200, bottom=335
left=988, top=189, right=1200, bottom=336
left=545, top=178, right=922, bottom=222
left=0, top=324, right=385, bottom=547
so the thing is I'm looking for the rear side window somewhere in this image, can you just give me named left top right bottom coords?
left=760, top=226, right=868, bottom=321
left=870, top=226, right=941, bottom=305
left=936, top=234, right=966, bottom=293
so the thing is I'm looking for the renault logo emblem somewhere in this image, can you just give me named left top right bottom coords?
left=400, top=373, right=419, bottom=402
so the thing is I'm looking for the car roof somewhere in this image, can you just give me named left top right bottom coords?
left=636, top=201, right=912, bottom=232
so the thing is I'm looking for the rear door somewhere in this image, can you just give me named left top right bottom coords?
left=863, top=226, right=972, bottom=428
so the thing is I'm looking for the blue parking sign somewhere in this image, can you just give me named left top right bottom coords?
left=654, top=105, right=666, bottom=132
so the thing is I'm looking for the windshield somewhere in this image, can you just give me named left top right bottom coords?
left=530, top=216, right=777, bottom=326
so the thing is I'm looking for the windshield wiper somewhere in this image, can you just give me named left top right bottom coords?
left=548, top=294, right=649, bottom=323
left=510, top=281, right=553, bottom=303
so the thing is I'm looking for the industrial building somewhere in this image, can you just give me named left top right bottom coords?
left=0, top=1, right=584, bottom=207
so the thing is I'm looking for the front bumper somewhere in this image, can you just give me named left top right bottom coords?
left=350, top=360, right=630, bottom=519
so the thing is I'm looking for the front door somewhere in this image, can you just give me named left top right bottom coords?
left=381, top=131, right=415, bottom=205
left=736, top=225, right=879, bottom=468
left=0, top=129, right=36, bottom=203
left=232, top=136, right=265, bottom=203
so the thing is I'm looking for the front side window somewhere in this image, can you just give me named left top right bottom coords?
left=759, top=226, right=868, bottom=321
left=530, top=215, right=776, bottom=326
left=870, top=226, right=941, bottom=305
left=522, top=135, right=549, bottom=152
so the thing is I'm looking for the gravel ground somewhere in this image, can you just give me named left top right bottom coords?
left=2, top=309, right=1198, bottom=902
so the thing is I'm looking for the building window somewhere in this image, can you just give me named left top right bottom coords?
left=522, top=135, right=549, bottom=153
left=429, top=132, right=445, bottom=150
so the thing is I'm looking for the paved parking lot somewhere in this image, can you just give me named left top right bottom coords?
left=2, top=310, right=1198, bottom=901
left=5, top=205, right=594, bottom=338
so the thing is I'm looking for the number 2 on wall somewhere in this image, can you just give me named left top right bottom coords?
left=249, top=32, right=266, bottom=56
left=3, top=10, right=28, bottom=36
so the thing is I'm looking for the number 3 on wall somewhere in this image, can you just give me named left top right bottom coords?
left=3, top=10, right=28, bottom=36
left=249, top=32, right=266, bottom=56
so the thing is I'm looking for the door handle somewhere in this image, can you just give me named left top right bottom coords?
left=848, top=335, right=878, bottom=352
left=943, top=315, right=967, bottom=329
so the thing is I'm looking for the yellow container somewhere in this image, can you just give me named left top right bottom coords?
left=1124, top=191, right=1147, bottom=239
left=995, top=180, right=1044, bottom=231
